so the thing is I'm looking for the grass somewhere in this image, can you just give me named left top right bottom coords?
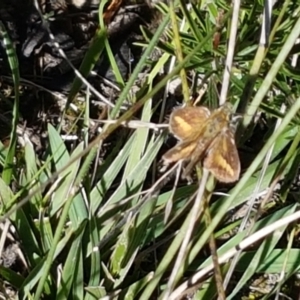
left=1, top=0, right=300, bottom=299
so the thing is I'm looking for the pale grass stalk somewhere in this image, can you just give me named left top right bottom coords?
left=164, top=161, right=182, bottom=223
left=223, top=103, right=285, bottom=288
left=0, top=219, right=10, bottom=262
left=219, top=0, right=241, bottom=105
left=94, top=120, right=169, bottom=130
left=158, top=4, right=190, bottom=123
left=274, top=226, right=295, bottom=300
left=162, top=169, right=209, bottom=300
left=169, top=209, right=300, bottom=300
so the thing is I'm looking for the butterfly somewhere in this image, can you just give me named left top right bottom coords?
left=162, top=102, right=240, bottom=183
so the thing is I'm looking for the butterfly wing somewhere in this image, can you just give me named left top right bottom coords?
left=162, top=140, right=198, bottom=163
left=169, top=106, right=210, bottom=141
left=182, top=139, right=208, bottom=177
left=203, top=129, right=240, bottom=183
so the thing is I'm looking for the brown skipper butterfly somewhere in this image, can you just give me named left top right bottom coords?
left=162, top=102, right=240, bottom=183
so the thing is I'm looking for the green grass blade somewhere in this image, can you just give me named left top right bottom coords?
left=56, top=222, right=86, bottom=299
left=228, top=204, right=297, bottom=299
left=90, top=133, right=137, bottom=214
left=0, top=21, right=20, bottom=184
left=67, top=28, right=107, bottom=105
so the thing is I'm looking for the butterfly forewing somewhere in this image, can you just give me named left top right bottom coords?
left=169, top=106, right=210, bottom=140
left=163, top=140, right=198, bottom=163
left=203, top=129, right=240, bottom=183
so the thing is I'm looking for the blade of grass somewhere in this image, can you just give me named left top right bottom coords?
left=33, top=143, right=84, bottom=299
left=0, top=21, right=20, bottom=184
left=170, top=0, right=190, bottom=103
left=20, top=227, right=74, bottom=297
left=90, top=133, right=137, bottom=214
left=56, top=222, right=86, bottom=299
left=0, top=178, right=41, bottom=265
left=84, top=216, right=101, bottom=300
left=25, top=141, right=42, bottom=212
left=109, top=12, right=171, bottom=118
left=194, top=205, right=297, bottom=299
left=227, top=203, right=297, bottom=298
left=242, top=12, right=300, bottom=130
